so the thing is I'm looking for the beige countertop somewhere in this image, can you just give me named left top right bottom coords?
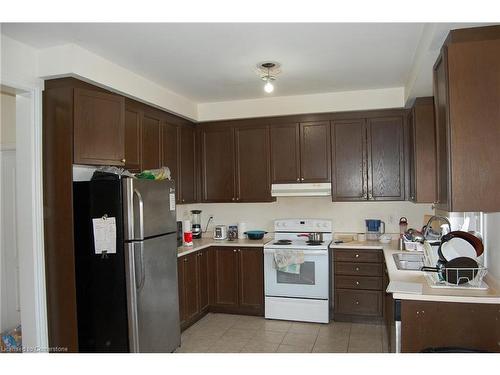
left=330, top=240, right=500, bottom=304
left=177, top=237, right=270, bottom=257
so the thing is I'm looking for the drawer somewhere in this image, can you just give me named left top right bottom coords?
left=334, top=249, right=383, bottom=263
left=335, top=262, right=383, bottom=277
left=335, top=275, right=383, bottom=291
left=335, top=289, right=383, bottom=316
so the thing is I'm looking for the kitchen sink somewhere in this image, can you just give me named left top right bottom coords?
left=392, top=253, right=424, bottom=271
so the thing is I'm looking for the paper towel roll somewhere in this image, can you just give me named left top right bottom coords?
left=238, top=222, right=247, bottom=239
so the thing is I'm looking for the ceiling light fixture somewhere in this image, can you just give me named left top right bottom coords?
left=256, top=62, right=281, bottom=94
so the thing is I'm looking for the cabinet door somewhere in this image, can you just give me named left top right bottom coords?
left=124, top=105, right=142, bottom=171
left=179, top=126, right=196, bottom=203
left=367, top=116, right=405, bottom=200
left=177, top=257, right=185, bottom=324
left=212, top=247, right=239, bottom=308
left=238, top=248, right=264, bottom=313
left=270, top=123, right=300, bottom=183
left=182, top=253, right=199, bottom=322
left=300, top=121, right=331, bottom=182
left=433, top=52, right=450, bottom=211
left=161, top=123, right=179, bottom=199
left=408, top=109, right=416, bottom=202
left=201, top=126, right=235, bottom=202
left=141, top=111, right=161, bottom=170
left=331, top=119, right=367, bottom=201
left=196, top=249, right=209, bottom=312
left=74, top=88, right=125, bottom=166
left=235, top=125, right=272, bottom=202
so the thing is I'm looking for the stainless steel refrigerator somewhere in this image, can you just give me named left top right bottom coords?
left=73, top=174, right=180, bottom=353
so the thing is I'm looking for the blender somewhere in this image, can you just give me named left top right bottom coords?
left=191, top=210, right=202, bottom=239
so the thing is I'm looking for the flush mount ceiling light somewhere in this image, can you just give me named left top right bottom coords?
left=256, top=62, right=281, bottom=94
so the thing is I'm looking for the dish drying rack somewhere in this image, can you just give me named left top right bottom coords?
left=422, top=243, right=489, bottom=290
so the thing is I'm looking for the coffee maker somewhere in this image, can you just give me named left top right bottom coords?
left=365, top=219, right=385, bottom=240
left=191, top=210, right=202, bottom=239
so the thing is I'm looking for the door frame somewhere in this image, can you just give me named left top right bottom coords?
left=1, top=77, right=48, bottom=352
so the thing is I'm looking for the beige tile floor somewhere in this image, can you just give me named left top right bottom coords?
left=175, top=313, right=389, bottom=353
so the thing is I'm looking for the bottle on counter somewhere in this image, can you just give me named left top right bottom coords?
left=183, top=220, right=193, bottom=246
left=238, top=222, right=247, bottom=239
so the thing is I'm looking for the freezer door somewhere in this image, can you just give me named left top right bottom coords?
left=123, top=178, right=176, bottom=240
left=125, top=233, right=180, bottom=353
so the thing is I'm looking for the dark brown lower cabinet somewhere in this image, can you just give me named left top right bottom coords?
left=333, top=248, right=385, bottom=322
left=196, top=249, right=209, bottom=312
left=210, top=246, right=264, bottom=315
left=400, top=300, right=500, bottom=353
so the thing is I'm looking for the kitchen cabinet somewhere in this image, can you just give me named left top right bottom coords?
left=196, top=249, right=209, bottom=312
left=299, top=121, right=331, bottom=182
left=270, top=121, right=331, bottom=184
left=210, top=246, right=264, bottom=315
left=179, top=252, right=199, bottom=323
left=235, top=125, right=273, bottom=202
left=141, top=110, right=162, bottom=170
left=200, top=126, right=235, bottom=202
left=333, top=248, right=385, bottom=321
left=177, top=257, right=185, bottom=325
left=331, top=116, right=405, bottom=201
left=124, top=102, right=142, bottom=171
left=433, top=25, right=500, bottom=212
left=331, top=119, right=367, bottom=200
left=178, top=125, right=197, bottom=204
left=408, top=97, right=436, bottom=203
left=161, top=122, right=179, bottom=199
left=74, top=88, right=125, bottom=166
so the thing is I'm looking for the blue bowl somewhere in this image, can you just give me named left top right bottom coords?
left=244, top=230, right=268, bottom=240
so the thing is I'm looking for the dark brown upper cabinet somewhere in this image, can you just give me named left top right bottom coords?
left=433, top=25, right=500, bottom=212
left=408, top=97, right=436, bottom=203
left=270, top=123, right=301, bottom=183
left=271, top=121, right=331, bottom=184
left=178, top=125, right=197, bottom=204
left=124, top=102, right=142, bottom=171
left=73, top=88, right=125, bottom=166
left=299, top=121, right=331, bottom=182
left=141, top=110, right=161, bottom=170
left=235, top=125, right=273, bottom=202
left=331, top=119, right=367, bottom=201
left=367, top=116, right=405, bottom=200
left=201, top=126, right=235, bottom=202
left=331, top=116, right=405, bottom=201
left=161, top=122, right=179, bottom=198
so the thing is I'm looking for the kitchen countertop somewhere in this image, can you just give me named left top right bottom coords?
left=330, top=240, right=500, bottom=304
left=177, top=237, right=270, bottom=257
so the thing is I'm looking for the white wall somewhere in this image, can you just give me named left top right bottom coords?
left=197, top=87, right=405, bottom=122
left=37, top=43, right=198, bottom=121
left=485, top=213, right=500, bottom=280
left=177, top=197, right=433, bottom=235
left=1, top=92, right=16, bottom=146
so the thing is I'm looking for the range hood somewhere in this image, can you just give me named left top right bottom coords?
left=271, top=183, right=332, bottom=197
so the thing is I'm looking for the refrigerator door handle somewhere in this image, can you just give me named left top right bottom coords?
left=133, top=188, right=145, bottom=240
left=125, top=243, right=140, bottom=352
left=136, top=242, right=146, bottom=291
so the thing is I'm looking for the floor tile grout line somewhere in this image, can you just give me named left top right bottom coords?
left=346, top=323, right=353, bottom=353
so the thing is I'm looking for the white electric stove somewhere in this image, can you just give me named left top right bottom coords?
left=264, top=219, right=332, bottom=323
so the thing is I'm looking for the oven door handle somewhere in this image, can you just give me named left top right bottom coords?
left=263, top=248, right=327, bottom=256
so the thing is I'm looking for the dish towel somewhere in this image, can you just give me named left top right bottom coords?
left=273, top=250, right=305, bottom=274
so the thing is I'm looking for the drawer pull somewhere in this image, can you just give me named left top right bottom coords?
left=355, top=267, right=360, bottom=271
left=355, top=254, right=359, bottom=258
left=355, top=281, right=360, bottom=285
left=355, top=301, right=360, bottom=305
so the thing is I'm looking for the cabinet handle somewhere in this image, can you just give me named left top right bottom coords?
left=355, top=254, right=359, bottom=258
left=362, top=192, right=367, bottom=199
left=233, top=249, right=237, bottom=252
left=121, top=158, right=126, bottom=163
left=232, top=197, right=235, bottom=201
left=355, top=301, right=360, bottom=305
left=183, top=258, right=187, bottom=262
left=355, top=281, right=360, bottom=286
left=368, top=192, right=373, bottom=200
left=296, top=178, right=300, bottom=182
left=301, top=177, right=304, bottom=181
left=236, top=197, right=240, bottom=201
left=355, top=267, right=360, bottom=271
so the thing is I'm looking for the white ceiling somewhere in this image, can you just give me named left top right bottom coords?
left=0, top=23, right=486, bottom=103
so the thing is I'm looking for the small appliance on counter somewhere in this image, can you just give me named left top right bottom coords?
left=365, top=219, right=385, bottom=240
left=227, top=225, right=238, bottom=241
left=190, top=210, right=202, bottom=239
left=214, top=225, right=228, bottom=240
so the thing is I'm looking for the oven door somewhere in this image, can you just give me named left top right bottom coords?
left=264, top=248, right=329, bottom=299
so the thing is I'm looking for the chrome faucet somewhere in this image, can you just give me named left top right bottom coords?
left=423, top=215, right=451, bottom=241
